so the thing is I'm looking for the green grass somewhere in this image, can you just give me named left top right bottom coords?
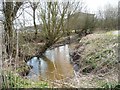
left=102, top=82, right=120, bottom=89
left=2, top=71, right=49, bottom=88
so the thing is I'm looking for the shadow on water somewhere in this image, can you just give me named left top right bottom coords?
left=27, top=44, right=74, bottom=81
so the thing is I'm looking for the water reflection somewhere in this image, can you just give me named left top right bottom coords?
left=27, top=44, right=73, bottom=81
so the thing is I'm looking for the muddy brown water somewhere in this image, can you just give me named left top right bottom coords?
left=27, top=44, right=74, bottom=81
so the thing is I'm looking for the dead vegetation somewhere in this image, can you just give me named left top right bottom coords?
left=66, top=31, right=119, bottom=88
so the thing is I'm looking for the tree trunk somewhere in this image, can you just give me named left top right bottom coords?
left=3, top=2, right=23, bottom=58
left=118, top=2, right=120, bottom=84
left=67, top=13, right=70, bottom=44
left=3, top=2, right=13, bottom=58
left=33, top=9, right=37, bottom=39
left=0, top=21, right=3, bottom=89
left=4, top=19, right=13, bottom=58
left=37, top=41, right=54, bottom=57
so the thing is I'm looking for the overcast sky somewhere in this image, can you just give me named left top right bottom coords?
left=84, top=0, right=118, bottom=13
left=0, top=0, right=119, bottom=27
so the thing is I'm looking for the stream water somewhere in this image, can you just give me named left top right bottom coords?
left=27, top=44, right=74, bottom=81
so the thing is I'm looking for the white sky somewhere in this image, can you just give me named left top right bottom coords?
left=84, top=0, right=118, bottom=13
left=0, top=0, right=118, bottom=28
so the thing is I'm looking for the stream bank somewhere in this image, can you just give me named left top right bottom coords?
left=3, top=30, right=118, bottom=88
left=47, top=31, right=118, bottom=88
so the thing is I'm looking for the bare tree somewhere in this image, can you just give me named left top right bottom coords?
left=96, top=4, right=118, bottom=30
left=103, top=4, right=118, bottom=30
left=96, top=9, right=104, bottom=29
left=36, top=1, right=69, bottom=55
left=29, top=1, right=39, bottom=39
left=2, top=0, right=23, bottom=58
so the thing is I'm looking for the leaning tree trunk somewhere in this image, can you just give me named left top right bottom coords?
left=37, top=41, right=54, bottom=56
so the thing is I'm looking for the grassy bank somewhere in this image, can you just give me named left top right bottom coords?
left=67, top=30, right=119, bottom=88
left=79, top=30, right=118, bottom=74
